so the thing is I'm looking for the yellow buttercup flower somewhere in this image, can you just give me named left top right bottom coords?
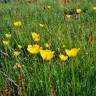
left=40, top=49, right=54, bottom=61
left=2, top=40, right=9, bottom=46
left=93, top=6, right=96, bottom=10
left=14, top=51, right=21, bottom=57
left=66, top=14, right=71, bottom=19
left=5, top=33, right=11, bottom=38
left=27, top=44, right=40, bottom=54
left=59, top=54, right=68, bottom=61
left=31, top=32, right=40, bottom=41
left=76, top=8, right=81, bottom=14
left=14, top=21, right=22, bottom=27
left=65, top=48, right=80, bottom=57
left=18, top=45, right=22, bottom=49
left=45, top=43, right=49, bottom=48
left=39, top=23, right=44, bottom=27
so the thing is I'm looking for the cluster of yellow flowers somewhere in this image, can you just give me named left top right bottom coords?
left=66, top=7, right=96, bottom=19
left=2, top=22, right=80, bottom=61
left=65, top=8, right=81, bottom=19
left=26, top=43, right=55, bottom=61
left=2, top=6, right=96, bottom=61
left=2, top=21, right=22, bottom=45
left=27, top=32, right=80, bottom=61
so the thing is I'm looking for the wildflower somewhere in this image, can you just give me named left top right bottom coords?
left=76, top=8, right=81, bottom=14
left=14, top=51, right=21, bottom=57
left=93, top=6, right=96, bottom=10
left=31, top=32, right=40, bottom=41
left=47, top=6, right=51, bottom=9
left=66, top=14, right=71, bottom=19
left=5, top=33, right=11, bottom=38
left=18, top=45, right=22, bottom=49
left=2, top=40, right=9, bottom=46
left=14, top=21, right=22, bottom=27
left=40, top=49, right=54, bottom=61
left=65, top=48, right=80, bottom=57
left=59, top=54, right=68, bottom=61
left=45, top=43, right=49, bottom=48
left=27, top=44, right=40, bottom=54
left=39, top=23, right=44, bottom=27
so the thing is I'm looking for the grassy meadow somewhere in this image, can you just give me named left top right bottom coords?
left=0, top=0, right=96, bottom=96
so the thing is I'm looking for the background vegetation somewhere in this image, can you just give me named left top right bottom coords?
left=0, top=0, right=96, bottom=96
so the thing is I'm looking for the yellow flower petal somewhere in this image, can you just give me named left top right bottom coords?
left=28, top=45, right=33, bottom=48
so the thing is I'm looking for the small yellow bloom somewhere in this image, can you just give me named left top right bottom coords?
left=5, top=33, right=11, bottom=38
left=66, top=14, right=71, bottom=19
left=3, top=40, right=9, bottom=46
left=93, top=6, right=96, bottom=10
left=47, top=6, right=51, bottom=9
left=31, top=32, right=40, bottom=42
left=45, top=43, right=49, bottom=48
left=14, top=21, right=22, bottom=27
left=40, top=49, right=54, bottom=61
left=59, top=54, right=68, bottom=61
left=39, top=23, right=44, bottom=27
left=14, top=51, right=21, bottom=57
left=27, top=44, right=40, bottom=54
left=18, top=45, right=22, bottom=49
left=65, top=48, right=80, bottom=57
left=76, top=8, right=81, bottom=14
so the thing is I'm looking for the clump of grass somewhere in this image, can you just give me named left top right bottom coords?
left=2, top=79, right=11, bottom=96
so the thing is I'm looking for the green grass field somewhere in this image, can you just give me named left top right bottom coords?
left=0, top=0, right=96, bottom=96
